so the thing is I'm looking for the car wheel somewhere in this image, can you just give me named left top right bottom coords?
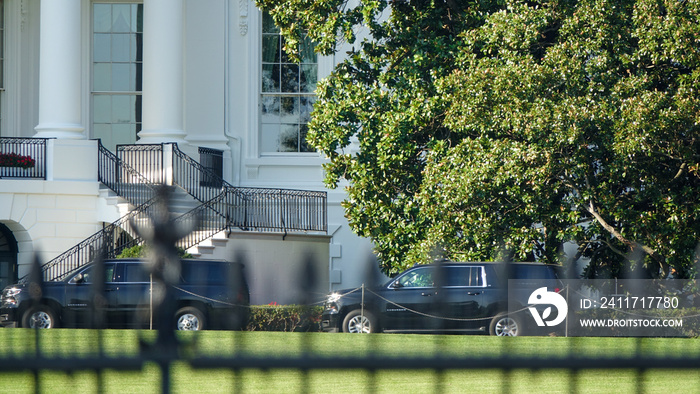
left=342, top=309, right=378, bottom=334
left=175, top=306, right=206, bottom=331
left=22, top=305, right=59, bottom=329
left=489, top=313, right=521, bottom=336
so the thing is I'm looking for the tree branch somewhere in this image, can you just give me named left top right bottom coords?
left=585, top=200, right=668, bottom=275
left=671, top=162, right=687, bottom=182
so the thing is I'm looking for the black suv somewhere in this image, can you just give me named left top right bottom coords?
left=321, top=262, right=563, bottom=336
left=0, top=258, right=250, bottom=330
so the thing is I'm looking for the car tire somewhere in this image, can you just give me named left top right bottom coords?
left=342, top=309, right=378, bottom=333
left=489, top=313, right=521, bottom=337
left=22, top=305, right=59, bottom=329
left=175, top=306, right=206, bottom=331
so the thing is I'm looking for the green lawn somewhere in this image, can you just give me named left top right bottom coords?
left=0, top=330, right=699, bottom=393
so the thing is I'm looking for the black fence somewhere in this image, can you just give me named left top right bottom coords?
left=0, top=137, right=48, bottom=179
left=4, top=245, right=700, bottom=393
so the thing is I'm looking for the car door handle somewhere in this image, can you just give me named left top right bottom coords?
left=467, top=291, right=481, bottom=296
left=421, top=292, right=435, bottom=296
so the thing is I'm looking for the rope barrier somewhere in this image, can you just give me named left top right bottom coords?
left=175, top=283, right=700, bottom=323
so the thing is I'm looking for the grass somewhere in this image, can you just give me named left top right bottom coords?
left=0, top=330, right=699, bottom=393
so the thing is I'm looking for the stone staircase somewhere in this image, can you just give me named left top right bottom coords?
left=98, top=184, right=232, bottom=258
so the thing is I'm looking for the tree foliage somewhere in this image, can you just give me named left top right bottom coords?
left=257, top=0, right=700, bottom=277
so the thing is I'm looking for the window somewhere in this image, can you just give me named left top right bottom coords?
left=260, top=12, right=317, bottom=153
left=397, top=267, right=435, bottom=288
left=70, top=264, right=116, bottom=284
left=446, top=267, right=484, bottom=287
left=123, top=263, right=149, bottom=282
left=92, top=2, right=143, bottom=151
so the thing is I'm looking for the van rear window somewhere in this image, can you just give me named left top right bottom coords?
left=180, top=262, right=228, bottom=285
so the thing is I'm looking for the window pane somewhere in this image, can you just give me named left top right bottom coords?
left=111, top=34, right=131, bottom=62
left=261, top=96, right=281, bottom=123
left=300, top=64, right=317, bottom=93
left=124, top=264, right=149, bottom=282
left=94, top=4, right=111, bottom=33
left=300, top=124, right=314, bottom=152
left=300, top=96, right=315, bottom=123
left=112, top=95, right=133, bottom=123
left=93, top=63, right=112, bottom=91
left=94, top=34, right=111, bottom=62
left=279, top=124, right=300, bottom=152
left=112, top=123, right=137, bottom=145
left=262, top=35, right=280, bottom=63
left=93, top=95, right=112, bottom=123
left=281, top=64, right=299, bottom=93
left=112, top=4, right=131, bottom=32
left=262, top=12, right=278, bottom=34
left=300, top=36, right=317, bottom=63
left=111, top=63, right=131, bottom=91
left=262, top=64, right=279, bottom=93
left=261, top=123, right=281, bottom=152
left=280, top=96, right=299, bottom=123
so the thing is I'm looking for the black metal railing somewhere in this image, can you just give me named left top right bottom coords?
left=117, top=143, right=164, bottom=184
left=171, top=143, right=327, bottom=233
left=33, top=142, right=327, bottom=282
left=0, top=137, right=48, bottom=179
left=35, top=200, right=154, bottom=282
left=172, top=192, right=230, bottom=249
left=199, top=146, right=224, bottom=188
left=172, top=144, right=224, bottom=204
left=227, top=187, right=327, bottom=233
left=98, top=141, right=158, bottom=206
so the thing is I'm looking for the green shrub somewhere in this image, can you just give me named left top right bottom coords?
left=247, top=304, right=323, bottom=332
left=116, top=244, right=193, bottom=259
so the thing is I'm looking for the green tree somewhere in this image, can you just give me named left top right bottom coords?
left=257, top=0, right=700, bottom=277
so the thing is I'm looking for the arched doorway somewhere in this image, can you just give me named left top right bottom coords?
left=0, top=223, right=18, bottom=289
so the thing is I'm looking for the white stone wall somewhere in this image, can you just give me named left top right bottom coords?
left=0, top=140, right=102, bottom=276
left=225, top=232, right=330, bottom=305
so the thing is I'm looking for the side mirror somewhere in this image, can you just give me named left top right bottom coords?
left=74, top=273, right=85, bottom=283
left=391, top=280, right=402, bottom=289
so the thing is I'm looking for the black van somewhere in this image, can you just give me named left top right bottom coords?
left=0, top=259, right=250, bottom=330
left=321, top=262, right=563, bottom=336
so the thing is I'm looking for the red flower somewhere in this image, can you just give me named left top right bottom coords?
left=0, top=152, right=35, bottom=169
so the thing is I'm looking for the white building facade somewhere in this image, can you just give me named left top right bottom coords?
left=0, top=0, right=377, bottom=305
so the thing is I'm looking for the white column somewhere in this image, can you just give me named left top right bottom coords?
left=138, top=0, right=188, bottom=145
left=33, top=0, right=85, bottom=139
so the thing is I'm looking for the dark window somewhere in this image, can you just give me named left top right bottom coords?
left=180, top=262, right=227, bottom=285
left=446, top=266, right=484, bottom=287
left=72, top=264, right=116, bottom=283
left=123, top=263, right=150, bottom=282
